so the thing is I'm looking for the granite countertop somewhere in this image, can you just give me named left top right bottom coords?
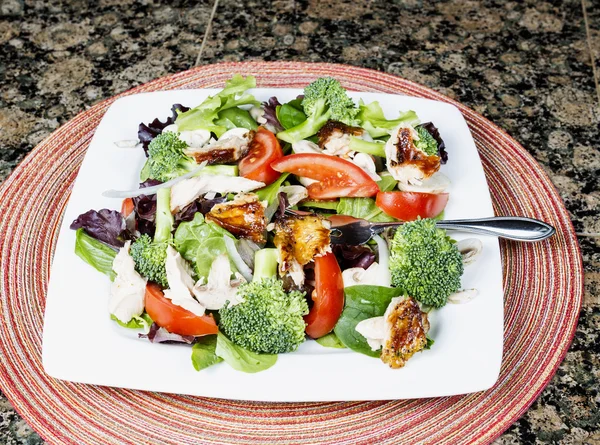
left=1, top=0, right=598, bottom=443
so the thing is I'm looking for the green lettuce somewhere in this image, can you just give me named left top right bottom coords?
left=74, top=228, right=117, bottom=280
left=215, top=333, right=277, bottom=373
left=358, top=100, right=419, bottom=138
left=191, top=335, right=223, bottom=371
left=173, top=213, right=237, bottom=279
left=175, top=74, right=259, bottom=136
left=334, top=285, right=405, bottom=357
left=336, top=198, right=396, bottom=222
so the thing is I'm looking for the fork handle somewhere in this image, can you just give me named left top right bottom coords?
left=434, top=217, right=555, bottom=242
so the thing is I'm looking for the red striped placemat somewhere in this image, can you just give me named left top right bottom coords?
left=0, top=62, right=583, bottom=445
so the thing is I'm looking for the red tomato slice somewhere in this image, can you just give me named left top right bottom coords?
left=121, top=198, right=135, bottom=218
left=239, top=127, right=283, bottom=185
left=270, top=153, right=379, bottom=199
left=376, top=191, right=449, bottom=221
left=144, top=283, right=218, bottom=336
left=304, top=252, right=344, bottom=339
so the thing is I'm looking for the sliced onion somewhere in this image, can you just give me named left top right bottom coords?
left=223, top=235, right=253, bottom=283
left=114, top=139, right=140, bottom=148
left=204, top=191, right=217, bottom=200
left=237, top=238, right=260, bottom=269
left=372, top=234, right=391, bottom=287
left=102, top=161, right=208, bottom=198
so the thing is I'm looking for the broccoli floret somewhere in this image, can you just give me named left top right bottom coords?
left=218, top=248, right=309, bottom=354
left=130, top=234, right=168, bottom=287
left=414, top=126, right=438, bottom=157
left=130, top=188, right=174, bottom=287
left=277, top=77, right=359, bottom=143
left=146, top=132, right=198, bottom=182
left=389, top=219, right=463, bottom=308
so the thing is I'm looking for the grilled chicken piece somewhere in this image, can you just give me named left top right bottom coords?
left=273, top=213, right=331, bottom=286
left=385, top=125, right=440, bottom=184
left=317, top=121, right=371, bottom=158
left=205, top=193, right=267, bottom=243
left=185, top=128, right=254, bottom=164
left=381, top=296, right=430, bottom=368
left=355, top=295, right=430, bottom=369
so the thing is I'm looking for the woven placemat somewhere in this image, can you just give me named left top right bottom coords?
left=0, top=62, right=583, bottom=445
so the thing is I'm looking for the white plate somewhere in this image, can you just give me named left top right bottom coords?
left=42, top=89, right=503, bottom=402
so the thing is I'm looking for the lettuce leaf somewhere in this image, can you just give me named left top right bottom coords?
left=358, top=100, right=419, bottom=138
left=334, top=285, right=405, bottom=357
left=191, top=335, right=223, bottom=371
left=176, top=75, right=259, bottom=136
left=336, top=197, right=396, bottom=222
left=215, top=333, right=277, bottom=373
left=70, top=209, right=130, bottom=248
left=74, top=228, right=117, bottom=280
left=173, top=213, right=237, bottom=279
left=111, top=313, right=153, bottom=330
left=315, top=332, right=346, bottom=349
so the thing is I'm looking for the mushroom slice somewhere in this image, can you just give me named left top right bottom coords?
left=456, top=238, right=483, bottom=265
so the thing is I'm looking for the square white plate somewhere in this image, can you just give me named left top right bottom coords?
left=43, top=89, right=503, bottom=402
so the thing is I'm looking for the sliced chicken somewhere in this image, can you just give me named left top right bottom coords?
left=273, top=213, right=331, bottom=286
left=385, top=125, right=441, bottom=184
left=170, top=175, right=264, bottom=213
left=109, top=241, right=147, bottom=323
left=163, top=245, right=206, bottom=317
left=205, top=193, right=267, bottom=243
left=192, top=254, right=245, bottom=310
left=185, top=128, right=254, bottom=164
left=355, top=295, right=430, bottom=369
left=317, top=121, right=371, bottom=159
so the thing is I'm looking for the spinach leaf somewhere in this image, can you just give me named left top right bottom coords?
left=277, top=103, right=306, bottom=130
left=334, top=285, right=404, bottom=357
left=315, top=332, right=346, bottom=349
left=174, top=213, right=236, bottom=279
left=110, top=313, right=153, bottom=330
left=191, top=335, right=223, bottom=371
left=74, top=228, right=117, bottom=280
left=215, top=107, right=258, bottom=131
left=336, top=198, right=396, bottom=222
left=215, top=333, right=277, bottom=373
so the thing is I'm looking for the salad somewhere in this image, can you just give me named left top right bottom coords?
left=70, top=75, right=482, bottom=373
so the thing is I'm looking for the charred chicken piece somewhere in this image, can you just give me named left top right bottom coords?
left=317, top=121, right=370, bottom=158
left=381, top=296, right=430, bottom=369
left=185, top=128, right=255, bottom=165
left=205, top=193, right=267, bottom=243
left=273, top=213, right=331, bottom=286
left=385, top=126, right=440, bottom=184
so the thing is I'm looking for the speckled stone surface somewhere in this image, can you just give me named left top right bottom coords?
left=1, top=0, right=598, bottom=444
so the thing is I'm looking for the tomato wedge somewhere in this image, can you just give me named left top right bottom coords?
left=144, top=283, right=218, bottom=336
left=121, top=198, right=135, bottom=218
left=270, top=153, right=379, bottom=199
left=376, top=191, right=449, bottom=221
left=239, top=127, right=283, bottom=185
left=304, top=252, right=344, bottom=339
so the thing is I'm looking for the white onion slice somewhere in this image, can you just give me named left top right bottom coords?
left=372, top=234, right=391, bottom=287
left=114, top=139, right=139, bottom=148
left=223, top=235, right=253, bottom=283
left=102, top=161, right=208, bottom=198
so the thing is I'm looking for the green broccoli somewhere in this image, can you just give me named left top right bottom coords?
left=146, top=132, right=198, bottom=182
left=277, top=77, right=359, bottom=143
left=130, top=188, right=173, bottom=287
left=218, top=248, right=309, bottom=354
left=414, top=126, right=438, bottom=156
left=389, top=219, right=463, bottom=308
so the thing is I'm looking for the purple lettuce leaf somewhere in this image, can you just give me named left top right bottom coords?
left=417, top=122, right=447, bottom=164
left=139, top=323, right=195, bottom=344
left=333, top=244, right=376, bottom=270
left=70, top=209, right=131, bottom=248
left=138, top=104, right=190, bottom=155
left=174, top=194, right=227, bottom=228
left=262, top=96, right=283, bottom=132
left=132, top=179, right=161, bottom=237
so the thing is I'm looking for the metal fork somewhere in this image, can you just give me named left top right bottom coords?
left=286, top=210, right=556, bottom=244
